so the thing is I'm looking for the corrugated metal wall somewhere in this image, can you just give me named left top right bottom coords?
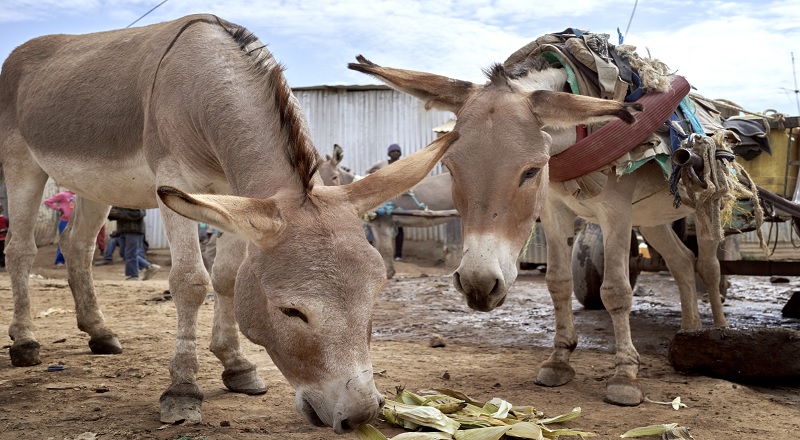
left=293, top=85, right=455, bottom=243
left=739, top=221, right=796, bottom=243
left=144, top=208, right=169, bottom=250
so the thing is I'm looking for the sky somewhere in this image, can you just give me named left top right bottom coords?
left=1, top=0, right=800, bottom=116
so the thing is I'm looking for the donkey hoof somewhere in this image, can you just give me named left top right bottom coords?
left=160, top=383, right=204, bottom=423
left=10, top=340, right=42, bottom=367
left=604, top=377, right=643, bottom=406
left=535, top=361, right=575, bottom=387
left=222, top=367, right=268, bottom=395
left=88, top=335, right=123, bottom=355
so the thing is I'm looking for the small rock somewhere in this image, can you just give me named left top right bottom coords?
left=429, top=333, right=446, bottom=348
left=220, top=420, right=231, bottom=427
left=441, top=371, right=450, bottom=380
left=770, top=276, right=790, bottom=283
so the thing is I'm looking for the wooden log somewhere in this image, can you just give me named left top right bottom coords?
left=668, top=327, right=800, bottom=383
left=391, top=209, right=459, bottom=218
left=782, top=291, right=800, bottom=318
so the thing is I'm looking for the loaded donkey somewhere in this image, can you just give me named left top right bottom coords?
left=349, top=29, right=745, bottom=406
left=0, top=14, right=457, bottom=433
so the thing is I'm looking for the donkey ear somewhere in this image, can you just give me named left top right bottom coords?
left=157, top=186, right=283, bottom=244
left=349, top=55, right=478, bottom=113
left=332, top=144, right=344, bottom=165
left=343, top=132, right=459, bottom=215
left=528, top=90, right=643, bottom=128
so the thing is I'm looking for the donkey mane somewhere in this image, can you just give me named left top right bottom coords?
left=482, top=63, right=511, bottom=88
left=219, top=18, right=320, bottom=191
left=483, top=56, right=552, bottom=87
left=153, top=16, right=319, bottom=192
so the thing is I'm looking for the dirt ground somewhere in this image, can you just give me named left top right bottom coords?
left=1, top=244, right=798, bottom=440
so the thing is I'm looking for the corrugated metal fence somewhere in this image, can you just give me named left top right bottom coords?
left=293, top=85, right=455, bottom=244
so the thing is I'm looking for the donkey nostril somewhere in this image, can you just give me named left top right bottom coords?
left=490, top=278, right=501, bottom=296
left=339, top=418, right=352, bottom=433
left=452, top=271, right=464, bottom=293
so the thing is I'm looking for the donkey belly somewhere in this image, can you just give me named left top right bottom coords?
left=37, top=154, right=159, bottom=208
left=558, top=160, right=694, bottom=227
left=630, top=190, right=693, bottom=227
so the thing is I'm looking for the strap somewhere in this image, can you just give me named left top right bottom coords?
left=549, top=75, right=692, bottom=182
left=625, top=72, right=643, bottom=102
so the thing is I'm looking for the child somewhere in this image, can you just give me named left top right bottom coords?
left=43, top=190, right=76, bottom=268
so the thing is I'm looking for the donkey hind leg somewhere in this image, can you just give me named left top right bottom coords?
left=638, top=224, right=702, bottom=330
left=157, top=202, right=211, bottom=423
left=694, top=234, right=728, bottom=327
left=5, top=152, right=49, bottom=366
left=208, top=232, right=267, bottom=395
left=535, top=199, right=578, bottom=387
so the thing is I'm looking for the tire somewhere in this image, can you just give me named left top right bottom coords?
left=572, top=222, right=641, bottom=309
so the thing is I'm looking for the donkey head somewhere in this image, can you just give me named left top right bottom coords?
left=318, top=143, right=346, bottom=186
left=158, top=132, right=457, bottom=433
left=349, top=56, right=640, bottom=312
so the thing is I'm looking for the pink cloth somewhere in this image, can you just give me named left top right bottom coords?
left=44, top=191, right=76, bottom=221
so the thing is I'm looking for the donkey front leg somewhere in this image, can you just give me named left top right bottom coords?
left=157, top=203, right=211, bottom=423
left=596, top=189, right=642, bottom=406
left=208, top=233, right=267, bottom=395
left=59, top=198, right=122, bottom=355
left=535, top=199, right=578, bottom=387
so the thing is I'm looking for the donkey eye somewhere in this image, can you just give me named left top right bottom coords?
left=519, top=167, right=540, bottom=187
left=280, top=307, right=309, bottom=323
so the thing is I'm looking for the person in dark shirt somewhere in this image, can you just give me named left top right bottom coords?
left=107, top=207, right=160, bottom=280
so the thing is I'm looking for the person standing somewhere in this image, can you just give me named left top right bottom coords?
left=367, top=143, right=405, bottom=261
left=43, top=190, right=76, bottom=268
left=366, top=143, right=403, bottom=173
left=108, top=207, right=160, bottom=280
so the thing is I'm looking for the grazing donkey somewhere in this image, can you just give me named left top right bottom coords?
left=349, top=50, right=728, bottom=406
left=319, top=144, right=457, bottom=278
left=0, top=15, right=457, bottom=433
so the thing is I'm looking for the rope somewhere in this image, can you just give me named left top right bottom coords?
left=671, top=130, right=768, bottom=253
left=402, top=190, right=427, bottom=210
